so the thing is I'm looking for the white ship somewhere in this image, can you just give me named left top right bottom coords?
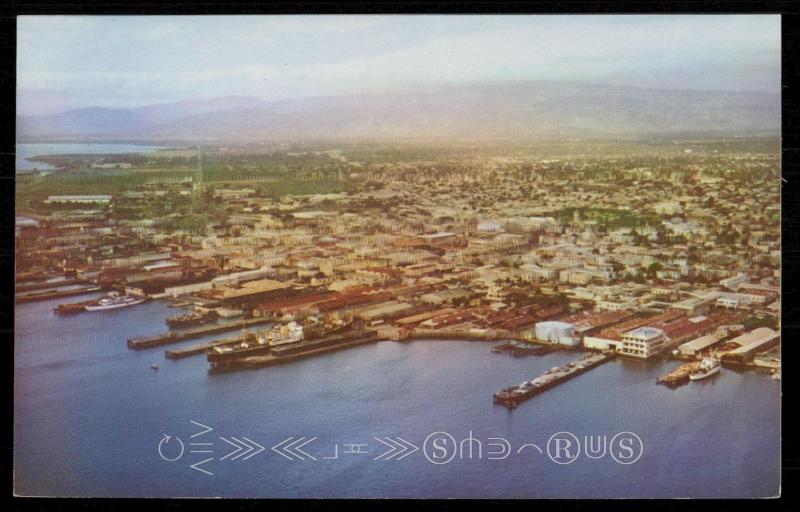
left=84, top=292, right=147, bottom=311
left=690, top=357, right=721, bottom=381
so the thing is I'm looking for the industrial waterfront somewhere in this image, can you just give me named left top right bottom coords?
left=14, top=293, right=780, bottom=498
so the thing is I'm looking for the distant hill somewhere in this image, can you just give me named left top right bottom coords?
left=17, top=82, right=780, bottom=142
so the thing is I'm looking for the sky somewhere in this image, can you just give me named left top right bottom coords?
left=17, top=15, right=781, bottom=115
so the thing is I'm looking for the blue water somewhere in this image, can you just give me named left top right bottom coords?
left=16, top=143, right=167, bottom=172
left=14, top=295, right=781, bottom=498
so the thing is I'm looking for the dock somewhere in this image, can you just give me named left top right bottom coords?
left=16, top=285, right=101, bottom=303
left=493, top=352, right=614, bottom=409
left=657, top=362, right=701, bottom=388
left=491, top=341, right=556, bottom=357
left=164, top=335, right=248, bottom=359
left=15, top=278, right=90, bottom=293
left=127, top=317, right=272, bottom=350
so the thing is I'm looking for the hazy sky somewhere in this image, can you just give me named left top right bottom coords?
left=17, top=15, right=781, bottom=115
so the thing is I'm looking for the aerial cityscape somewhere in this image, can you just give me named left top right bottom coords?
left=14, top=15, right=781, bottom=498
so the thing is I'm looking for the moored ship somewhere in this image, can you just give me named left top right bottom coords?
left=689, top=357, right=721, bottom=381
left=207, top=332, right=271, bottom=362
left=207, top=318, right=354, bottom=364
left=84, top=292, right=147, bottom=311
left=207, top=321, right=305, bottom=363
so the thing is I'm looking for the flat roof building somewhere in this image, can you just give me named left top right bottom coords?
left=677, top=333, right=723, bottom=356
left=620, top=327, right=667, bottom=359
left=535, top=321, right=578, bottom=347
left=722, top=328, right=781, bottom=363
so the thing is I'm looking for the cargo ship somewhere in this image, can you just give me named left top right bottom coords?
left=207, top=319, right=353, bottom=363
left=206, top=333, right=268, bottom=362
left=207, top=322, right=304, bottom=363
left=84, top=292, right=147, bottom=311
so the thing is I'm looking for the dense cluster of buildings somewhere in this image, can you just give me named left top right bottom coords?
left=16, top=146, right=780, bottom=366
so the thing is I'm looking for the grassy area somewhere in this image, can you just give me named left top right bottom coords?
left=258, top=179, right=348, bottom=198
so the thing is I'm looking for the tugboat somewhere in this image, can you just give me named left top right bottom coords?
left=689, top=357, right=721, bottom=381
left=84, top=292, right=147, bottom=311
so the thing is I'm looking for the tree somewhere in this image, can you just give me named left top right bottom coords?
left=647, top=262, right=663, bottom=277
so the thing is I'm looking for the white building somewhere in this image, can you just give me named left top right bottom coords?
left=534, top=321, right=578, bottom=347
left=45, top=194, right=112, bottom=204
left=620, top=327, right=667, bottom=359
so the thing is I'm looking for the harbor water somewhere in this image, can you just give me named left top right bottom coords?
left=16, top=143, right=168, bottom=172
left=14, top=294, right=780, bottom=498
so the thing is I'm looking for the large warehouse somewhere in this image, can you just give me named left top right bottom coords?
left=721, top=328, right=781, bottom=363
left=534, top=321, right=578, bottom=346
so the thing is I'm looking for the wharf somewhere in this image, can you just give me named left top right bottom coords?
left=493, top=352, right=613, bottom=409
left=16, top=278, right=89, bottom=293
left=164, top=335, right=247, bottom=359
left=209, top=331, right=379, bottom=372
left=16, top=286, right=101, bottom=303
left=657, top=362, right=700, bottom=388
left=492, top=341, right=556, bottom=357
left=127, top=316, right=272, bottom=350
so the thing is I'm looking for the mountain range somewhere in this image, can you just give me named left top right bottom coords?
left=16, top=82, right=780, bottom=142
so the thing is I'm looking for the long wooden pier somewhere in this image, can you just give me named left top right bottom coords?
left=127, top=317, right=272, bottom=350
left=493, top=352, right=614, bottom=409
left=15, top=278, right=90, bottom=293
left=16, top=286, right=101, bottom=303
left=164, top=335, right=249, bottom=359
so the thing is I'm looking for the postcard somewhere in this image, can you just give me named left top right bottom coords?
left=14, top=14, right=781, bottom=499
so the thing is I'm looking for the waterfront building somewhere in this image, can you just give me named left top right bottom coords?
left=534, top=321, right=578, bottom=346
left=721, top=328, right=781, bottom=363
left=620, top=327, right=667, bottom=358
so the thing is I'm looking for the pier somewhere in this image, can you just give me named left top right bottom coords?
left=15, top=278, right=90, bottom=293
left=164, top=334, right=249, bottom=359
left=127, top=317, right=272, bottom=349
left=491, top=341, right=557, bottom=357
left=657, top=362, right=701, bottom=388
left=493, top=352, right=614, bottom=409
left=16, top=285, right=101, bottom=303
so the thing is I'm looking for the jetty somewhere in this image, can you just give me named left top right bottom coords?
left=15, top=278, right=89, bottom=293
left=127, top=317, right=272, bottom=350
left=164, top=334, right=249, bottom=359
left=493, top=352, right=614, bottom=409
left=16, top=285, right=101, bottom=303
left=657, top=362, right=701, bottom=388
left=491, top=340, right=556, bottom=357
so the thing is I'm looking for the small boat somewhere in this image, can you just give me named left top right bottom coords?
left=150, top=364, right=160, bottom=371
left=690, top=357, right=721, bottom=381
